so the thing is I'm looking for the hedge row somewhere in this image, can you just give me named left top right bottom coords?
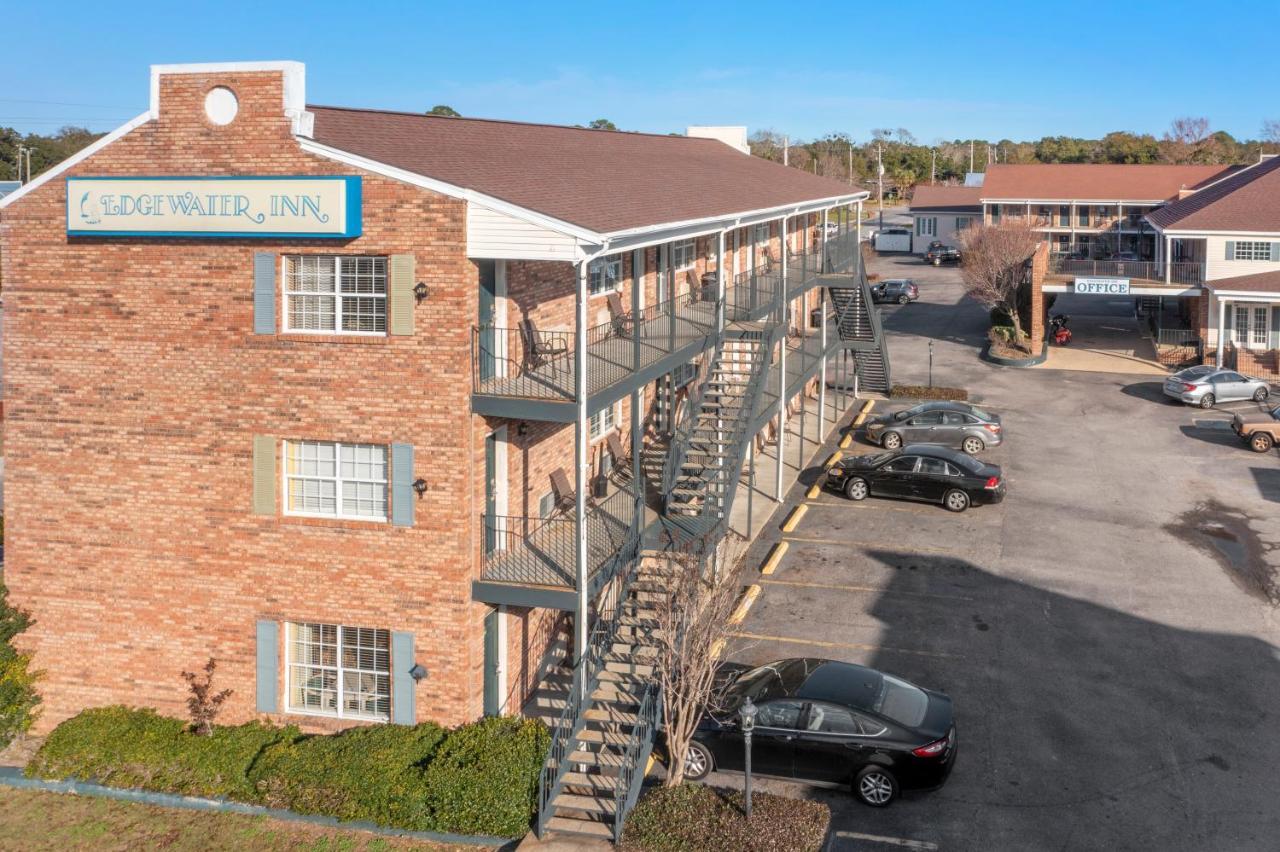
left=26, top=706, right=548, bottom=838
left=621, top=783, right=830, bottom=852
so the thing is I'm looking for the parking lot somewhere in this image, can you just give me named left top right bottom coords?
left=717, top=256, right=1280, bottom=851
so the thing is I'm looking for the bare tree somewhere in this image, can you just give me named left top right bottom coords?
left=1263, top=120, right=1280, bottom=146
left=646, top=535, right=749, bottom=787
left=182, top=658, right=232, bottom=736
left=1166, top=117, right=1211, bottom=146
left=956, top=222, right=1040, bottom=351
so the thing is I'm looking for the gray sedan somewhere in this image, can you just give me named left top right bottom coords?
left=1162, top=367, right=1270, bottom=408
left=865, top=401, right=1003, bottom=455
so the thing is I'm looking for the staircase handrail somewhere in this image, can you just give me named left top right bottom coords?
left=612, top=680, right=661, bottom=843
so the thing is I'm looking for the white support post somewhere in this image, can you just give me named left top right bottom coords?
left=1165, top=235, right=1173, bottom=284
left=717, top=229, right=726, bottom=332
left=1217, top=297, right=1226, bottom=367
left=819, top=208, right=828, bottom=430
left=573, top=260, right=589, bottom=672
left=775, top=216, right=789, bottom=501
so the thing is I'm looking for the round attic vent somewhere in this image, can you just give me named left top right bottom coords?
left=204, top=87, right=239, bottom=126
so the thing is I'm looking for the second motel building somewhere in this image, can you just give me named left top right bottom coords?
left=0, top=62, right=869, bottom=731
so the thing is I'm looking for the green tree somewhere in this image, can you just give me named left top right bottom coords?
left=1100, top=131, right=1159, bottom=164
left=426, top=105, right=460, bottom=117
left=0, top=580, right=41, bottom=747
left=587, top=118, right=618, bottom=131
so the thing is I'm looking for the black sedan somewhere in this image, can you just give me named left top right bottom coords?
left=825, top=445, right=1004, bottom=512
left=681, top=658, right=957, bottom=807
left=925, top=244, right=961, bottom=266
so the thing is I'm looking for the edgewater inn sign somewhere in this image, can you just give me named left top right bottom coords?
left=65, top=175, right=362, bottom=238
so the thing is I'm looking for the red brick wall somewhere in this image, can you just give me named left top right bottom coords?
left=0, top=68, right=500, bottom=732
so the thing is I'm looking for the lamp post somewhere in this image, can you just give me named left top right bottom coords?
left=738, top=696, right=758, bottom=820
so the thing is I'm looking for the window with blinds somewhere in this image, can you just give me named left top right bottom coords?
left=287, top=622, right=391, bottom=721
left=284, top=255, right=387, bottom=334
left=284, top=441, right=388, bottom=521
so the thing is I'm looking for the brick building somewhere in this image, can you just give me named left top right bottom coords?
left=0, top=59, right=886, bottom=758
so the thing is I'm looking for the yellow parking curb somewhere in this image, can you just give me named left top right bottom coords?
left=838, top=432, right=853, bottom=449
left=781, top=504, right=808, bottom=532
left=645, top=753, right=657, bottom=775
left=760, top=541, right=789, bottom=575
left=729, top=584, right=761, bottom=625
left=861, top=399, right=875, bottom=414
left=825, top=451, right=843, bottom=468
left=710, top=638, right=726, bottom=660
left=805, top=482, right=821, bottom=499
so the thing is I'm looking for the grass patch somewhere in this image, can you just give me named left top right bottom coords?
left=0, top=787, right=478, bottom=851
left=620, top=783, right=829, bottom=852
left=889, top=384, right=968, bottom=401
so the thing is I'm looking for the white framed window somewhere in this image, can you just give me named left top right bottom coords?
left=284, top=256, right=387, bottom=335
left=672, top=240, right=696, bottom=271
left=955, top=216, right=972, bottom=231
left=284, top=440, right=388, bottom=521
left=1231, top=241, right=1274, bottom=262
left=287, top=622, right=390, bottom=721
left=916, top=217, right=937, bottom=237
left=588, top=255, right=623, bottom=296
left=589, top=403, right=618, bottom=440
left=1233, top=305, right=1270, bottom=350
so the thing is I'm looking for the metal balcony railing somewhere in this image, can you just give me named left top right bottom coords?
left=1047, top=256, right=1205, bottom=286
left=480, top=483, right=639, bottom=591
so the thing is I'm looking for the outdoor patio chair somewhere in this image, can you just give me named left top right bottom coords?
left=605, top=431, right=631, bottom=478
left=519, top=318, right=569, bottom=368
left=549, top=467, right=577, bottom=514
left=605, top=292, right=635, bottom=338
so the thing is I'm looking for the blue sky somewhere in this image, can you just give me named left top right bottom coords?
left=3, top=1, right=1276, bottom=144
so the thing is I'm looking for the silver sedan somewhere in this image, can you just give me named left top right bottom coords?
left=1163, top=367, right=1270, bottom=408
left=865, top=401, right=1003, bottom=455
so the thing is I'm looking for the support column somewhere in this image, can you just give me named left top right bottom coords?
left=573, top=260, right=590, bottom=669
left=1217, top=297, right=1227, bottom=367
left=775, top=216, right=789, bottom=501
left=717, top=229, right=726, bottom=332
left=631, top=248, right=644, bottom=522
left=1165, top=235, right=1173, bottom=284
left=819, top=209, right=829, bottom=431
left=747, top=440, right=756, bottom=538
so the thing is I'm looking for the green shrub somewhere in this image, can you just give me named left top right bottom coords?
left=250, top=721, right=447, bottom=829
left=621, top=783, right=830, bottom=852
left=889, top=384, right=968, bottom=401
left=0, top=580, right=40, bottom=747
left=27, top=706, right=294, bottom=800
left=421, top=715, right=549, bottom=837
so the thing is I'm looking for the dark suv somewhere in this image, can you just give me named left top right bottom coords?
left=871, top=279, right=919, bottom=304
left=925, top=244, right=961, bottom=266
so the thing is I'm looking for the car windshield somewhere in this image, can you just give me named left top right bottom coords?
left=873, top=673, right=930, bottom=728
left=719, top=659, right=813, bottom=709
left=1174, top=366, right=1213, bottom=381
left=858, top=452, right=895, bottom=466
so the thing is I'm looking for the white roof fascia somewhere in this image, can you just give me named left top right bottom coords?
left=0, top=111, right=152, bottom=210
left=1158, top=228, right=1280, bottom=238
left=981, top=197, right=1168, bottom=205
left=297, top=136, right=606, bottom=245
left=1207, top=290, right=1280, bottom=301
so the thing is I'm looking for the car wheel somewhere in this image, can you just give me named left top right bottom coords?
left=961, top=436, right=985, bottom=455
left=881, top=431, right=903, bottom=450
left=855, top=765, right=899, bottom=807
left=898, top=295, right=910, bottom=304
left=683, top=741, right=713, bottom=781
left=1199, top=393, right=1216, bottom=409
left=845, top=477, right=869, bottom=501
left=1250, top=432, right=1274, bottom=453
left=1254, top=387, right=1269, bottom=403
left=943, top=489, right=970, bottom=513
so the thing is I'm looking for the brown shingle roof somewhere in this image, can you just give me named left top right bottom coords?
left=980, top=163, right=1231, bottom=202
left=1206, top=269, right=1280, bottom=294
left=1146, top=156, right=1280, bottom=232
left=307, top=106, right=861, bottom=234
left=908, top=185, right=983, bottom=212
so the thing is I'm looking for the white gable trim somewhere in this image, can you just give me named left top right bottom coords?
left=296, top=136, right=605, bottom=247
left=0, top=111, right=152, bottom=210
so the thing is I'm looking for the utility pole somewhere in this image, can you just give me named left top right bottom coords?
left=848, top=142, right=853, bottom=186
left=930, top=148, right=936, bottom=184
left=783, top=135, right=789, bottom=167
left=969, top=139, right=974, bottom=173
left=876, top=141, right=884, bottom=229
left=16, top=145, right=28, bottom=183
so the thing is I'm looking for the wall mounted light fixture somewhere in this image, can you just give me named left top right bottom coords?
left=517, top=422, right=529, bottom=437
left=409, top=663, right=428, bottom=681
left=413, top=282, right=430, bottom=301
left=412, top=478, right=428, bottom=498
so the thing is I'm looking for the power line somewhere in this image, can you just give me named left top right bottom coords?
left=0, top=116, right=130, bottom=121
left=0, top=98, right=137, bottom=109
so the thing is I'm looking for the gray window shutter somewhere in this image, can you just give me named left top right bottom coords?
left=389, top=254, right=415, bottom=336
left=391, top=631, right=415, bottom=725
left=1271, top=242, right=1280, bottom=263
left=254, top=253, right=276, bottom=334
left=1224, top=305, right=1233, bottom=336
left=391, top=443, right=414, bottom=527
left=252, top=436, right=276, bottom=515
left=1271, top=307, right=1280, bottom=350
left=1225, top=241, right=1236, bottom=261
left=256, top=620, right=279, bottom=713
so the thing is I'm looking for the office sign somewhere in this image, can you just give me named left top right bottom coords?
left=66, top=176, right=361, bottom=238
left=1074, top=277, right=1130, bottom=296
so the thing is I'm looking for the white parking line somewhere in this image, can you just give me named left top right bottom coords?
left=835, top=830, right=940, bottom=850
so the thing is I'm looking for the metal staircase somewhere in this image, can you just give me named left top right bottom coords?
left=660, top=329, right=776, bottom=543
left=536, top=556, right=665, bottom=842
left=829, top=264, right=891, bottom=394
